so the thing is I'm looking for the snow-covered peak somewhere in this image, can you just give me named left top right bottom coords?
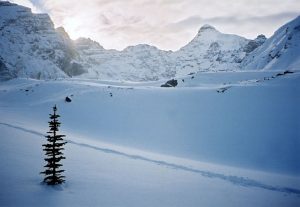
left=0, top=1, right=84, bottom=79
left=123, top=44, right=160, bottom=52
left=0, top=1, right=31, bottom=20
left=192, top=24, right=221, bottom=42
left=242, top=15, right=300, bottom=71
left=174, top=24, right=249, bottom=74
left=182, top=23, right=248, bottom=51
left=190, top=24, right=223, bottom=46
left=0, top=1, right=27, bottom=10
left=74, top=37, right=104, bottom=50
left=56, top=27, right=71, bottom=39
left=274, top=15, right=300, bottom=37
left=198, top=24, right=218, bottom=33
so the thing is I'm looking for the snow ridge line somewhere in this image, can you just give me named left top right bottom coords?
left=1, top=122, right=300, bottom=196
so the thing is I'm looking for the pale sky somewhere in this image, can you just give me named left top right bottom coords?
left=9, top=0, right=300, bottom=51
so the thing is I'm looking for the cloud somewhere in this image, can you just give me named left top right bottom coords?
left=15, top=0, right=300, bottom=50
left=204, top=12, right=300, bottom=38
left=169, top=12, right=300, bottom=34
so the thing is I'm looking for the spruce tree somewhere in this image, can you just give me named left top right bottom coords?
left=41, top=105, right=67, bottom=185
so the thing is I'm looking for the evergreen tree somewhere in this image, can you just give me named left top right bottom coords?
left=41, top=105, right=67, bottom=185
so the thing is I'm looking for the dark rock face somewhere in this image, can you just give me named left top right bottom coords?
left=217, top=86, right=231, bottom=93
left=55, top=27, right=85, bottom=77
left=284, top=70, right=293, bottom=74
left=65, top=96, right=72, bottom=102
left=243, top=35, right=267, bottom=53
left=276, top=70, right=294, bottom=77
left=161, top=79, right=178, bottom=87
left=0, top=57, right=14, bottom=81
left=62, top=62, right=86, bottom=77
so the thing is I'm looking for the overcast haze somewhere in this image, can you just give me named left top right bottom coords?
left=9, top=0, right=300, bottom=51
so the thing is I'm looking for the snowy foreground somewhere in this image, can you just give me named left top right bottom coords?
left=0, top=71, right=299, bottom=206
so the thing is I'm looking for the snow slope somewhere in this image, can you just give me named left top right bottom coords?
left=0, top=71, right=299, bottom=206
left=242, top=16, right=300, bottom=71
left=1, top=124, right=300, bottom=207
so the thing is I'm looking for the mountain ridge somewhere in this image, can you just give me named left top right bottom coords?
left=242, top=15, right=300, bottom=71
left=0, top=1, right=299, bottom=81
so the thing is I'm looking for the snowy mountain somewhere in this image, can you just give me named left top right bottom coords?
left=0, top=2, right=300, bottom=205
left=0, top=1, right=299, bottom=81
left=242, top=16, right=300, bottom=71
left=74, top=25, right=255, bottom=80
left=0, top=1, right=84, bottom=80
left=171, top=25, right=252, bottom=75
left=75, top=41, right=173, bottom=81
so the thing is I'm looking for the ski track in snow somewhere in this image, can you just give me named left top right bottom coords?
left=1, top=121, right=300, bottom=196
